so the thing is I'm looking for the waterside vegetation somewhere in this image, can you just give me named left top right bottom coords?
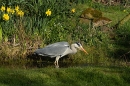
left=0, top=0, right=130, bottom=67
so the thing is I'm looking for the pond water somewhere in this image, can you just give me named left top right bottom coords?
left=0, top=54, right=128, bottom=68
left=0, top=59, right=108, bottom=69
left=0, top=54, right=88, bottom=68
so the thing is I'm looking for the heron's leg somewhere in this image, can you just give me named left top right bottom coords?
left=54, top=56, right=60, bottom=68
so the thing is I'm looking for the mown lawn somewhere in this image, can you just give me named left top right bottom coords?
left=0, top=66, right=130, bottom=86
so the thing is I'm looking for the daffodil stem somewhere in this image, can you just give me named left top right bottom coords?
left=0, top=24, right=2, bottom=42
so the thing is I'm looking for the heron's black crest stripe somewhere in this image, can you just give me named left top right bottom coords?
left=75, top=42, right=81, bottom=47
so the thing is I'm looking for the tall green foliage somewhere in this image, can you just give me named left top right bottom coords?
left=0, top=0, right=76, bottom=44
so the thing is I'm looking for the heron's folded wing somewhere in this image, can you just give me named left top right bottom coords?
left=34, top=45, right=69, bottom=58
left=46, top=42, right=69, bottom=48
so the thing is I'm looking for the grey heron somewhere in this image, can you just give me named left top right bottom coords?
left=34, top=42, right=88, bottom=68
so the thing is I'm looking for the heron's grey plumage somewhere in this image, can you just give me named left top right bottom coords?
left=46, top=42, right=69, bottom=48
left=34, top=42, right=70, bottom=57
left=34, top=44, right=69, bottom=57
left=34, top=41, right=88, bottom=68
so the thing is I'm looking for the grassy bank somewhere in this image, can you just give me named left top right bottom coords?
left=0, top=66, right=130, bottom=86
left=0, top=0, right=130, bottom=66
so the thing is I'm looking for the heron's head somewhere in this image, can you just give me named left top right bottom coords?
left=75, top=42, right=88, bottom=54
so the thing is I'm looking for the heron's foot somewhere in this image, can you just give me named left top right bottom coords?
left=55, top=65, right=59, bottom=68
left=54, top=56, right=60, bottom=68
left=54, top=61, right=59, bottom=68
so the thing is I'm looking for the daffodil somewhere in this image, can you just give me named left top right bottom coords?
left=45, top=9, right=51, bottom=16
left=15, top=5, right=19, bottom=12
left=7, top=7, right=11, bottom=13
left=17, top=10, right=24, bottom=17
left=10, top=9, right=15, bottom=14
left=71, top=8, right=75, bottom=13
left=1, top=6, right=5, bottom=12
left=3, top=14, right=9, bottom=21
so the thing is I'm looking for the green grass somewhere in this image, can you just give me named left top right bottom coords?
left=103, top=8, right=130, bottom=27
left=0, top=66, right=130, bottom=86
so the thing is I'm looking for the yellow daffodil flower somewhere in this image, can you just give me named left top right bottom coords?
left=7, top=7, right=12, bottom=13
left=17, top=10, right=24, bottom=17
left=1, top=6, right=5, bottom=12
left=71, top=8, right=75, bottom=13
left=3, top=14, right=9, bottom=21
left=45, top=9, right=51, bottom=16
left=15, top=5, right=19, bottom=12
left=10, top=9, right=15, bottom=14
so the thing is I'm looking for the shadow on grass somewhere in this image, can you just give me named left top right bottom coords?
left=0, top=70, right=44, bottom=86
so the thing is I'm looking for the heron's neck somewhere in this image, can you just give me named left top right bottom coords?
left=70, top=44, right=77, bottom=54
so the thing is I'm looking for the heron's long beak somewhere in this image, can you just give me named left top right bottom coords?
left=80, top=46, right=88, bottom=54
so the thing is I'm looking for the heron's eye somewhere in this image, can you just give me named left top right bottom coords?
left=75, top=42, right=81, bottom=47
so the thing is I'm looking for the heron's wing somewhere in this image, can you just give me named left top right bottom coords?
left=46, top=42, right=69, bottom=48
left=34, top=44, right=70, bottom=58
